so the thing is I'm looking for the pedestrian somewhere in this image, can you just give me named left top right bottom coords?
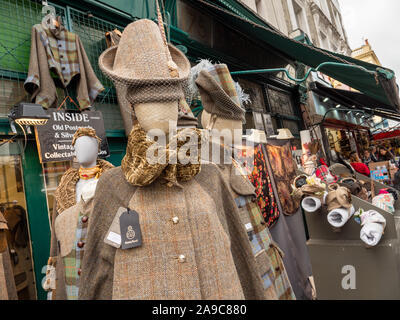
left=349, top=151, right=370, bottom=177
left=377, top=146, right=394, bottom=162
left=370, top=146, right=378, bottom=162
left=363, top=149, right=373, bottom=166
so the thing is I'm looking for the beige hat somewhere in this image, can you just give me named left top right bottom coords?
left=195, top=64, right=246, bottom=121
left=245, top=129, right=267, bottom=144
left=98, top=19, right=190, bottom=105
left=326, top=184, right=352, bottom=212
left=276, top=128, right=294, bottom=140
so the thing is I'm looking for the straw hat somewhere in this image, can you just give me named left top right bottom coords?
left=244, top=129, right=267, bottom=144
left=98, top=19, right=190, bottom=106
left=276, top=128, right=294, bottom=140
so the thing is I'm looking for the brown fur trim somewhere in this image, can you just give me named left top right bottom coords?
left=54, top=160, right=114, bottom=213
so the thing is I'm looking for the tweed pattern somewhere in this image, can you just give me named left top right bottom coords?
left=195, top=69, right=245, bottom=121
left=243, top=196, right=296, bottom=300
left=78, top=165, right=266, bottom=300
left=72, top=127, right=101, bottom=147
left=326, top=184, right=352, bottom=212
left=0, top=254, right=8, bottom=300
left=54, top=160, right=114, bottom=214
left=24, top=21, right=104, bottom=109
left=98, top=20, right=190, bottom=105
left=112, top=178, right=244, bottom=299
left=0, top=251, right=17, bottom=300
left=121, top=125, right=202, bottom=187
left=54, top=197, right=93, bottom=299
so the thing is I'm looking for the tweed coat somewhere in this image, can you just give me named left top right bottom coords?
left=0, top=213, right=17, bottom=300
left=78, top=164, right=266, bottom=300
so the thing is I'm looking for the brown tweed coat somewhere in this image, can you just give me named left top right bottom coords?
left=78, top=164, right=266, bottom=300
left=0, top=213, right=17, bottom=300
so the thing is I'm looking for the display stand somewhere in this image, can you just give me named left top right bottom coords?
left=304, top=193, right=400, bottom=299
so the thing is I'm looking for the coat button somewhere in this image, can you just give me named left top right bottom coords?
left=275, top=266, right=280, bottom=272
left=172, top=216, right=179, bottom=224
left=251, top=196, right=257, bottom=203
left=81, top=216, right=88, bottom=223
left=77, top=268, right=81, bottom=276
left=178, top=254, right=186, bottom=263
left=77, top=241, right=84, bottom=248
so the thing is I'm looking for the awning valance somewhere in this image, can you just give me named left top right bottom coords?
left=193, top=0, right=400, bottom=111
left=309, top=81, right=400, bottom=122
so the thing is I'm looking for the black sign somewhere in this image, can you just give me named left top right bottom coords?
left=35, top=110, right=110, bottom=163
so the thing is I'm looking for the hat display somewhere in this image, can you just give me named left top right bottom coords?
left=244, top=129, right=267, bottom=144
left=326, top=184, right=352, bottom=212
left=98, top=19, right=190, bottom=106
left=276, top=128, right=294, bottom=140
left=195, top=63, right=246, bottom=122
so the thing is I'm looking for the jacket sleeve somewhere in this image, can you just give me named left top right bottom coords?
left=75, top=35, right=104, bottom=109
left=24, top=26, right=57, bottom=108
left=197, top=164, right=266, bottom=299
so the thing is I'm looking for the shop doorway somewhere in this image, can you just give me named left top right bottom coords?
left=0, top=155, right=36, bottom=300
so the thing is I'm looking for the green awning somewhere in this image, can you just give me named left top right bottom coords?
left=194, top=0, right=400, bottom=111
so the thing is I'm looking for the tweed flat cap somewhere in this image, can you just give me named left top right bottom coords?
left=195, top=64, right=245, bottom=122
left=98, top=19, right=190, bottom=105
left=72, top=127, right=101, bottom=146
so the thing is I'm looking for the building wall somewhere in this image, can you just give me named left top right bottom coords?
left=238, top=0, right=351, bottom=55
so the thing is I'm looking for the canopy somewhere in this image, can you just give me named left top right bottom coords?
left=309, top=81, right=400, bottom=122
left=373, top=130, right=400, bottom=141
left=193, top=0, right=400, bottom=111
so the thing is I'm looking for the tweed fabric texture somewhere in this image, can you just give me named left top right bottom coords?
left=24, top=19, right=104, bottom=109
left=0, top=251, right=18, bottom=300
left=78, top=165, right=266, bottom=300
left=326, top=184, right=352, bottom=212
left=51, top=197, right=94, bottom=299
left=98, top=19, right=190, bottom=105
left=63, top=198, right=93, bottom=300
left=121, top=125, right=202, bottom=187
left=222, top=160, right=294, bottom=300
left=195, top=68, right=245, bottom=121
left=54, top=159, right=113, bottom=214
left=71, top=127, right=101, bottom=147
left=112, top=179, right=244, bottom=299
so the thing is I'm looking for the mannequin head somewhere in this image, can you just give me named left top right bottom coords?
left=134, top=101, right=178, bottom=134
left=201, top=109, right=242, bottom=146
left=74, top=136, right=98, bottom=168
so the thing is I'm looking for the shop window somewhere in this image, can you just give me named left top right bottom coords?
left=41, top=161, right=72, bottom=223
left=266, top=86, right=295, bottom=117
left=0, top=154, right=36, bottom=299
left=237, top=79, right=266, bottom=113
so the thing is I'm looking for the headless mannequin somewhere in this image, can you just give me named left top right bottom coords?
left=201, top=109, right=242, bottom=147
left=134, top=101, right=178, bottom=134
left=74, top=136, right=99, bottom=203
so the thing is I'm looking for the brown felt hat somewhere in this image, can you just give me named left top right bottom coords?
left=98, top=19, right=190, bottom=105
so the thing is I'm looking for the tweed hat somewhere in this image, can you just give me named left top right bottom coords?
left=195, top=64, right=246, bottom=122
left=72, top=127, right=101, bottom=147
left=98, top=19, right=190, bottom=105
left=326, top=184, right=352, bottom=212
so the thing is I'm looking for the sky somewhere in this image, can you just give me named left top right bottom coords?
left=338, top=0, right=400, bottom=81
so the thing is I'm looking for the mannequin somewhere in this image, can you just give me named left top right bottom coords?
left=78, top=19, right=267, bottom=300
left=44, top=127, right=114, bottom=300
left=74, top=135, right=100, bottom=203
left=200, top=102, right=294, bottom=301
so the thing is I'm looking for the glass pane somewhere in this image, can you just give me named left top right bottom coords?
left=267, top=86, right=295, bottom=116
left=0, top=155, right=36, bottom=299
left=41, top=161, right=72, bottom=224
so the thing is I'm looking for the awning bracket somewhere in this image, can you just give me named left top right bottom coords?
left=231, top=61, right=376, bottom=84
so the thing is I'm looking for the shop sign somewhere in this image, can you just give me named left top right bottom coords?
left=35, top=110, right=110, bottom=163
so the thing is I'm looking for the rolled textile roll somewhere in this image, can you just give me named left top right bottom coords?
left=360, top=210, right=386, bottom=247
left=301, top=197, right=321, bottom=213
left=327, top=205, right=355, bottom=228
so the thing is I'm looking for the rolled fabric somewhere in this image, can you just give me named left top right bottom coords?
left=327, top=205, right=355, bottom=228
left=360, top=210, right=386, bottom=247
left=301, top=197, right=321, bottom=213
